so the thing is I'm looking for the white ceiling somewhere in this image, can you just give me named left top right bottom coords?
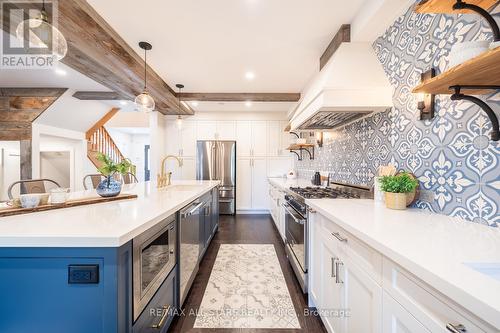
left=188, top=101, right=296, bottom=112
left=87, top=0, right=366, bottom=93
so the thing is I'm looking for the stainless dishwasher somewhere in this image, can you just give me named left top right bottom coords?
left=179, top=200, right=203, bottom=306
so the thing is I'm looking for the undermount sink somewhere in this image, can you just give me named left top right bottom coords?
left=164, top=185, right=203, bottom=191
left=463, top=262, right=500, bottom=281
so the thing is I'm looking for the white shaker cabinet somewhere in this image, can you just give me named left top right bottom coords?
left=196, top=121, right=217, bottom=140
left=340, top=254, right=382, bottom=333
left=216, top=121, right=236, bottom=140
left=268, top=120, right=293, bottom=156
left=236, top=157, right=253, bottom=210
left=382, top=291, right=430, bottom=333
left=180, top=121, right=197, bottom=157
left=165, top=121, right=181, bottom=156
left=251, top=158, right=268, bottom=210
left=310, top=213, right=382, bottom=333
left=236, top=121, right=268, bottom=157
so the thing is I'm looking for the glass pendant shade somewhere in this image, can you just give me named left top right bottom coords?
left=176, top=116, right=183, bottom=130
left=135, top=91, right=155, bottom=112
left=15, top=16, right=68, bottom=61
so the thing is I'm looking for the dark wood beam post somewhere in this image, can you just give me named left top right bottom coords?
left=20, top=140, right=32, bottom=180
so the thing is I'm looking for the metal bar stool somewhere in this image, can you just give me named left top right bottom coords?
left=7, top=179, right=61, bottom=200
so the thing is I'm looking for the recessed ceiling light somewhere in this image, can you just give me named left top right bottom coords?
left=245, top=71, right=255, bottom=80
left=191, top=101, right=199, bottom=107
left=54, top=68, right=67, bottom=76
left=245, top=101, right=252, bottom=107
left=120, top=101, right=128, bottom=106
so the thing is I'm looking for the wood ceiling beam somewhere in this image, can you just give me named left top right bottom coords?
left=177, top=93, right=301, bottom=102
left=72, top=91, right=125, bottom=101
left=56, top=0, right=193, bottom=115
left=319, top=24, right=351, bottom=70
left=0, top=87, right=66, bottom=140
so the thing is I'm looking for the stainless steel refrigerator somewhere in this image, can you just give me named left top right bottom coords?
left=196, top=141, right=236, bottom=215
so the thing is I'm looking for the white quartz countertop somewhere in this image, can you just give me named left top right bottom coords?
left=0, top=180, right=219, bottom=247
left=268, top=177, right=500, bottom=329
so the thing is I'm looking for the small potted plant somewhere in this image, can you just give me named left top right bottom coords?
left=95, top=153, right=131, bottom=197
left=379, top=172, right=419, bottom=210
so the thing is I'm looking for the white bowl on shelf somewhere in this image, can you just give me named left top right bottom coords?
left=448, top=41, right=489, bottom=68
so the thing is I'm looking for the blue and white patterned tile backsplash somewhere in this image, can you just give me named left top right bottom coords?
left=295, top=5, right=500, bottom=227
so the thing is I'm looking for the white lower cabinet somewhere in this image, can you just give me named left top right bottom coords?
left=310, top=212, right=494, bottom=333
left=383, top=291, right=430, bottom=333
left=268, top=183, right=286, bottom=241
left=236, top=158, right=268, bottom=211
left=340, top=253, right=382, bottom=333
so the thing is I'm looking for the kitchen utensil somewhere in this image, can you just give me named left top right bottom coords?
left=20, top=194, right=40, bottom=208
left=50, top=188, right=70, bottom=204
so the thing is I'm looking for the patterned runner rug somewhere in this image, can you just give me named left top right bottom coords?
left=194, top=244, right=300, bottom=329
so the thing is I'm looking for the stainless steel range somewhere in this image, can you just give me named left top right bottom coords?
left=283, top=181, right=372, bottom=294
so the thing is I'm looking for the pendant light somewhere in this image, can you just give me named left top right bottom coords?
left=176, top=84, right=184, bottom=130
left=15, top=0, right=68, bottom=60
left=135, top=42, right=155, bottom=113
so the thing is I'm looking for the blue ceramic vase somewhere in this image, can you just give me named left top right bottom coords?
left=96, top=175, right=122, bottom=197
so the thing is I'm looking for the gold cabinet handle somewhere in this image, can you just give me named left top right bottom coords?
left=151, top=305, right=171, bottom=329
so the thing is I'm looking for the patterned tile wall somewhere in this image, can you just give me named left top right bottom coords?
left=295, top=5, right=500, bottom=227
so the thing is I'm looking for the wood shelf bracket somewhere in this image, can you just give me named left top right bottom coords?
left=453, top=0, right=500, bottom=41
left=450, top=85, right=500, bottom=141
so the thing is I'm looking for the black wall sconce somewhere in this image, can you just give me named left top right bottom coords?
left=417, top=68, right=436, bottom=120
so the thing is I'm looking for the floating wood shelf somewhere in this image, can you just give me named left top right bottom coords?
left=287, top=144, right=315, bottom=160
left=412, top=47, right=500, bottom=95
left=287, top=143, right=315, bottom=150
left=415, top=0, right=496, bottom=13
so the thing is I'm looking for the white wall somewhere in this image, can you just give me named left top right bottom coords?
left=0, top=141, right=20, bottom=201
left=40, top=152, right=71, bottom=188
left=106, top=128, right=150, bottom=181
left=32, top=124, right=92, bottom=191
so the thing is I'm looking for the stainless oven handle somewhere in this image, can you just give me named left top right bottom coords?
left=181, top=201, right=203, bottom=218
left=282, top=203, right=306, bottom=225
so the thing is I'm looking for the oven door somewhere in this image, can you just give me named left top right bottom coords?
left=283, top=203, right=307, bottom=273
left=133, top=217, right=176, bottom=321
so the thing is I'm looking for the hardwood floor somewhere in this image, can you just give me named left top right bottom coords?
left=169, top=214, right=326, bottom=333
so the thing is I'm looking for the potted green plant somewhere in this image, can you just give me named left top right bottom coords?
left=95, top=153, right=131, bottom=197
left=378, top=172, right=419, bottom=210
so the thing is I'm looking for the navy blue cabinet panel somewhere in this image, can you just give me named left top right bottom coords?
left=0, top=245, right=132, bottom=333
left=133, top=267, right=177, bottom=333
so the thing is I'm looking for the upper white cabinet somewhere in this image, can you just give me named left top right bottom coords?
left=181, top=121, right=197, bottom=157
left=216, top=121, right=236, bottom=140
left=196, top=121, right=217, bottom=141
left=178, top=120, right=237, bottom=141
left=268, top=120, right=293, bottom=156
left=236, top=121, right=268, bottom=157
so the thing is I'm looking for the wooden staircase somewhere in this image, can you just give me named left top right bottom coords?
left=86, top=108, right=125, bottom=168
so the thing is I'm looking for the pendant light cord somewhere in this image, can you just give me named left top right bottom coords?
left=143, top=48, right=147, bottom=90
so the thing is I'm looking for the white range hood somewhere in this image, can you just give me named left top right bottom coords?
left=290, top=42, right=394, bottom=131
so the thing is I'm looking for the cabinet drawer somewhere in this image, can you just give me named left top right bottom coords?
left=382, top=258, right=490, bottom=333
left=133, top=269, right=177, bottom=333
left=320, top=216, right=382, bottom=284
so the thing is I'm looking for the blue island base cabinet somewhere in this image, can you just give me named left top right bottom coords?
left=0, top=243, right=176, bottom=333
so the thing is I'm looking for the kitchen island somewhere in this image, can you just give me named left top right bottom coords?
left=0, top=180, right=220, bottom=333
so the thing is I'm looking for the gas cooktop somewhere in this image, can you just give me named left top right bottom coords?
left=288, top=182, right=373, bottom=201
